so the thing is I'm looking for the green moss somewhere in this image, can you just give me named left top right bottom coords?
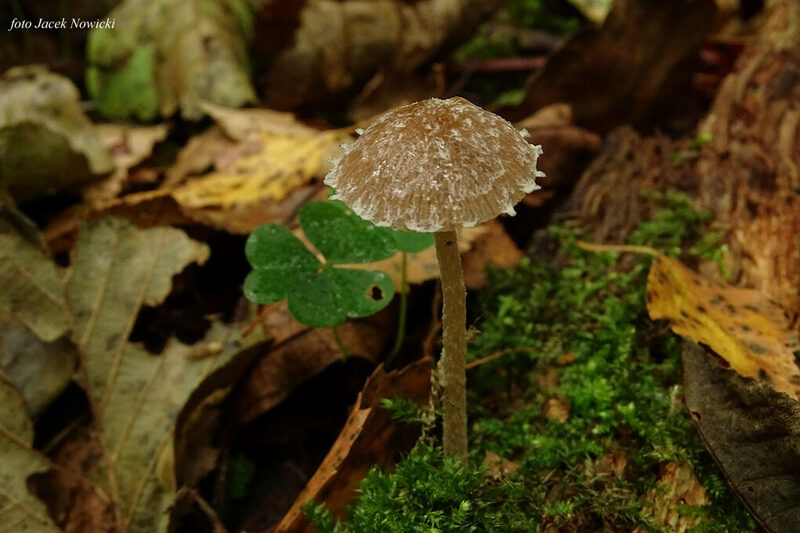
left=307, top=192, right=754, bottom=532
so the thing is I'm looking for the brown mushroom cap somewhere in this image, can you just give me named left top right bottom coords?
left=324, top=97, right=544, bottom=232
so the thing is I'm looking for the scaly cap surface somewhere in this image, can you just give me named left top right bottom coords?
left=324, top=97, right=544, bottom=232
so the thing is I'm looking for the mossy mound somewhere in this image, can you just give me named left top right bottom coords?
left=307, top=192, right=754, bottom=532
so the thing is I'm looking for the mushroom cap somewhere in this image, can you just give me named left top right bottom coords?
left=324, top=97, right=544, bottom=232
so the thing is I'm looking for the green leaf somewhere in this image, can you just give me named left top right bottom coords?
left=387, top=229, right=435, bottom=254
left=289, top=268, right=395, bottom=328
left=245, top=199, right=432, bottom=328
left=244, top=224, right=321, bottom=303
left=299, top=201, right=395, bottom=264
left=86, top=43, right=159, bottom=121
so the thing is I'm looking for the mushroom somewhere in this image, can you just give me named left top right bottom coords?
left=325, top=97, right=544, bottom=460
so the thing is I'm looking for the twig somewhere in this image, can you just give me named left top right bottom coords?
left=176, top=487, right=229, bottom=533
left=445, top=56, right=547, bottom=74
left=465, top=347, right=537, bottom=370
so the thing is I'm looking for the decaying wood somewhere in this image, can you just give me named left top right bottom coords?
left=505, top=0, right=717, bottom=131
left=695, top=0, right=800, bottom=320
left=572, top=0, right=800, bottom=321
left=255, top=0, right=503, bottom=110
left=570, top=127, right=693, bottom=240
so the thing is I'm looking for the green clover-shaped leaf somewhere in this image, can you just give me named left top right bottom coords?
left=302, top=200, right=434, bottom=257
left=386, top=228, right=435, bottom=254
left=299, top=201, right=395, bottom=264
left=244, top=224, right=319, bottom=304
left=245, top=199, right=434, bottom=328
left=288, top=268, right=394, bottom=327
left=244, top=223, right=395, bottom=328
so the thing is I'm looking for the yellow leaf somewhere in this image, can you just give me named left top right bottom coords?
left=646, top=254, right=800, bottom=399
left=172, top=130, right=343, bottom=210
left=100, top=105, right=355, bottom=233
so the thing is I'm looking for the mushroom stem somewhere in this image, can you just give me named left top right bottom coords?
left=434, top=229, right=468, bottom=461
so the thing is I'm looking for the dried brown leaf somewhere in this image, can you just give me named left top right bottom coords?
left=0, top=66, right=113, bottom=201
left=84, top=123, right=169, bottom=207
left=275, top=358, right=432, bottom=533
left=637, top=461, right=710, bottom=533
left=683, top=341, right=800, bottom=533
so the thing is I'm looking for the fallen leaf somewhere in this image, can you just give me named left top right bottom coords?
left=163, top=102, right=332, bottom=189
left=0, top=205, right=70, bottom=342
left=64, top=218, right=212, bottom=532
left=84, top=123, right=169, bottom=207
left=542, top=396, right=570, bottom=423
left=171, top=129, right=342, bottom=211
left=566, top=0, right=613, bottom=23
left=0, top=215, right=271, bottom=532
left=683, top=341, right=800, bottom=533
left=646, top=253, right=800, bottom=399
left=174, top=333, right=271, bottom=489
left=0, top=66, right=113, bottom=200
left=461, top=220, right=523, bottom=289
left=86, top=0, right=256, bottom=120
left=580, top=241, right=800, bottom=399
left=199, top=101, right=323, bottom=141
left=637, top=460, right=710, bottom=533
left=102, top=105, right=351, bottom=233
left=275, top=358, right=432, bottom=533
left=163, top=126, right=234, bottom=188
left=27, top=427, right=115, bottom=532
left=0, top=316, right=77, bottom=419
left=98, top=190, right=197, bottom=230
left=230, top=302, right=392, bottom=427
left=0, top=373, right=61, bottom=532
left=101, top=185, right=318, bottom=234
left=483, top=450, right=519, bottom=479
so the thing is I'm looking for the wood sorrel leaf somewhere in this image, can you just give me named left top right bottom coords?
left=290, top=269, right=395, bottom=328
left=244, top=217, right=396, bottom=328
left=299, top=201, right=396, bottom=264
left=244, top=224, right=320, bottom=304
left=387, top=228, right=435, bottom=254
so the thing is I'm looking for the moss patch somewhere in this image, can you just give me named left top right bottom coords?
left=307, top=192, right=754, bottom=532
